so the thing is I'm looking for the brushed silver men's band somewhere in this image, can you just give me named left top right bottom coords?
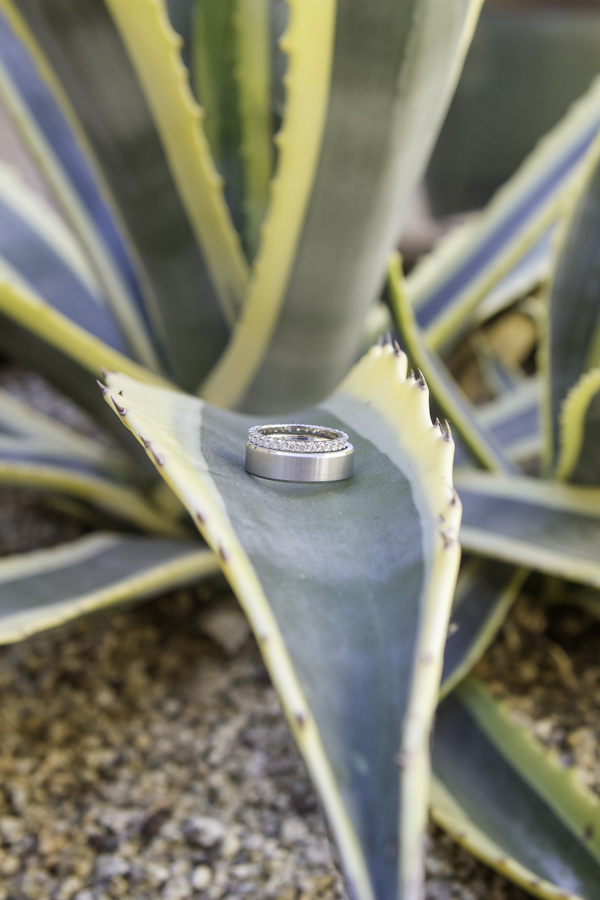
left=245, top=424, right=354, bottom=482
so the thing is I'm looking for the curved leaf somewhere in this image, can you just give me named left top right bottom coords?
left=105, top=0, right=249, bottom=321
left=0, top=160, right=129, bottom=353
left=0, top=386, right=131, bottom=480
left=545, top=137, right=600, bottom=472
left=440, top=560, right=526, bottom=698
left=432, top=680, right=600, bottom=900
left=201, top=0, right=483, bottom=412
left=192, top=0, right=244, bottom=235
left=472, top=229, right=553, bottom=333
left=102, top=344, right=462, bottom=900
left=0, top=532, right=217, bottom=644
left=199, top=0, right=336, bottom=410
left=0, top=5, right=160, bottom=369
left=409, top=75, right=600, bottom=351
left=456, top=469, right=600, bottom=587
left=388, top=255, right=514, bottom=473
left=0, top=457, right=184, bottom=537
left=476, top=377, right=541, bottom=466
left=0, top=278, right=169, bottom=454
left=555, top=368, right=600, bottom=485
left=235, top=0, right=273, bottom=261
left=10, top=0, right=232, bottom=389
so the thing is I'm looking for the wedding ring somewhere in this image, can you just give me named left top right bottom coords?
left=245, top=424, right=354, bottom=482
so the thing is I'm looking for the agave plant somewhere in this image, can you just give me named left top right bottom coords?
left=0, top=1, right=599, bottom=899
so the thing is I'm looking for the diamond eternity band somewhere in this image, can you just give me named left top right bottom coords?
left=247, top=424, right=349, bottom=454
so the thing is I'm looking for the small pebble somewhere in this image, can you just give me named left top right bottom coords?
left=183, top=816, right=226, bottom=849
left=191, top=865, right=213, bottom=890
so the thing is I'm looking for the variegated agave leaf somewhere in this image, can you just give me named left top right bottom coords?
left=555, top=368, right=600, bottom=485
left=440, top=559, right=526, bottom=698
left=432, top=680, right=600, bottom=900
left=456, top=469, right=600, bottom=589
left=0, top=532, right=218, bottom=644
left=388, top=254, right=514, bottom=473
left=200, top=0, right=484, bottom=412
left=0, top=157, right=171, bottom=457
left=0, top=0, right=484, bottom=417
left=0, top=0, right=245, bottom=389
left=0, top=5, right=160, bottom=369
left=544, top=134, right=600, bottom=481
left=475, top=377, right=542, bottom=468
left=101, top=344, right=462, bottom=900
left=407, top=75, right=600, bottom=353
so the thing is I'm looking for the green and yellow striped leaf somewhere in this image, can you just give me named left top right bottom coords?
left=471, top=231, right=553, bottom=335
left=476, top=377, right=541, bottom=466
left=555, top=368, right=600, bottom=485
left=0, top=455, right=184, bottom=537
left=0, top=160, right=129, bottom=354
left=102, top=344, right=462, bottom=900
left=388, top=254, right=513, bottom=473
left=0, top=4, right=160, bottom=370
left=0, top=277, right=169, bottom=453
left=192, top=0, right=244, bottom=239
left=201, top=0, right=483, bottom=412
left=106, top=0, right=249, bottom=321
left=9, top=0, right=237, bottom=389
left=432, top=679, right=600, bottom=900
left=0, top=386, right=131, bottom=482
left=234, top=0, right=273, bottom=261
left=409, top=75, right=600, bottom=351
left=440, top=560, right=526, bottom=697
left=545, top=136, right=600, bottom=473
left=456, top=469, right=600, bottom=587
left=0, top=532, right=217, bottom=644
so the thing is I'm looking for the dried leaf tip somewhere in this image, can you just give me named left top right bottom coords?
left=195, top=511, right=206, bottom=526
left=96, top=379, right=107, bottom=395
left=111, top=396, right=126, bottom=416
left=443, top=419, right=453, bottom=443
left=218, top=546, right=228, bottom=563
left=416, top=369, right=427, bottom=390
left=393, top=339, right=402, bottom=357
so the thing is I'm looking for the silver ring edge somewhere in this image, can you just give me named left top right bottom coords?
left=245, top=442, right=354, bottom=482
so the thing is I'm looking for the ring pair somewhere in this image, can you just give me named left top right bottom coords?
left=245, top=424, right=354, bottom=482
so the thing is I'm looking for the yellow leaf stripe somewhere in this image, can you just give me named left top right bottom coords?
left=0, top=0, right=161, bottom=370
left=105, top=0, right=249, bottom=324
left=554, top=367, right=600, bottom=481
left=199, top=0, right=337, bottom=406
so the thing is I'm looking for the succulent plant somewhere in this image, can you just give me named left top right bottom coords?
left=0, top=2, right=599, bottom=899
